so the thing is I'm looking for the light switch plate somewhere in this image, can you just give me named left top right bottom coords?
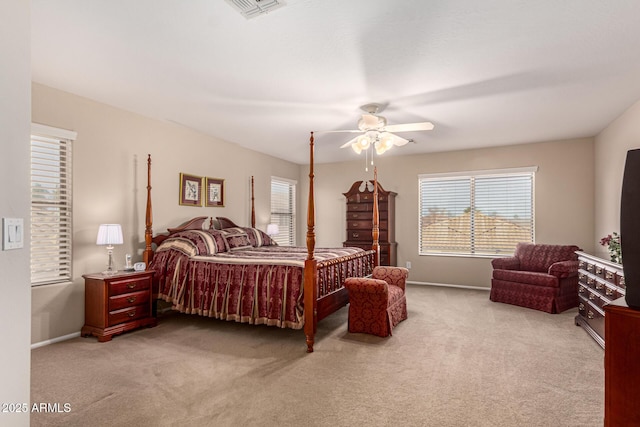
left=3, top=218, right=24, bottom=250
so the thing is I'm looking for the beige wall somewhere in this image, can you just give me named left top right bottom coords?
left=301, top=138, right=595, bottom=288
left=594, top=100, right=640, bottom=260
left=31, top=83, right=300, bottom=344
left=1, top=1, right=31, bottom=424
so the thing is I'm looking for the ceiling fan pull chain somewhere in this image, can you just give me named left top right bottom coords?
left=365, top=147, right=369, bottom=172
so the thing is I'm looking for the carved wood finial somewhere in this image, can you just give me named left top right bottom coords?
left=251, top=176, right=256, bottom=228
left=143, top=154, right=154, bottom=266
left=372, top=166, right=380, bottom=267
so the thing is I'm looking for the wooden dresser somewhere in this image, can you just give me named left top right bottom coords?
left=81, top=270, right=157, bottom=342
left=575, top=251, right=625, bottom=348
left=604, top=298, right=640, bottom=426
left=343, top=180, right=397, bottom=266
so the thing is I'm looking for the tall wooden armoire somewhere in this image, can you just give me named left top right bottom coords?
left=343, top=180, right=397, bottom=266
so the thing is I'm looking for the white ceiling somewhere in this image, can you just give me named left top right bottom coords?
left=31, top=0, right=640, bottom=165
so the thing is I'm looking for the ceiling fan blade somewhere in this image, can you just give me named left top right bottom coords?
left=339, top=136, right=360, bottom=149
left=379, top=132, right=409, bottom=146
left=383, top=122, right=434, bottom=132
left=392, top=134, right=409, bottom=146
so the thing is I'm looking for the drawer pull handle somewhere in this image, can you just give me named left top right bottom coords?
left=606, top=288, right=614, bottom=296
left=595, top=282, right=604, bottom=290
left=589, top=293, right=596, bottom=300
left=579, top=303, right=585, bottom=311
left=127, top=296, right=136, bottom=303
left=128, top=311, right=136, bottom=317
left=353, top=232, right=359, bottom=238
left=587, top=310, right=594, bottom=319
left=578, top=287, right=585, bottom=293
left=127, top=283, right=137, bottom=289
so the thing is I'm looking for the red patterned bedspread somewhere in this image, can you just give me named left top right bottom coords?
left=149, top=228, right=374, bottom=329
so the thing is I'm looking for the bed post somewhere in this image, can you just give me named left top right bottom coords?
left=251, top=176, right=256, bottom=228
left=372, top=166, right=380, bottom=267
left=143, top=154, right=154, bottom=267
left=304, top=132, right=318, bottom=353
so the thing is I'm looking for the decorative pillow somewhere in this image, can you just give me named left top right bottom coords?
left=221, top=228, right=252, bottom=251
left=243, top=227, right=275, bottom=247
left=157, top=230, right=221, bottom=256
left=204, top=229, right=228, bottom=253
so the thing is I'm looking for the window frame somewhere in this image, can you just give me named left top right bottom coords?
left=30, top=123, right=76, bottom=286
left=418, top=166, right=537, bottom=258
left=270, top=176, right=296, bottom=246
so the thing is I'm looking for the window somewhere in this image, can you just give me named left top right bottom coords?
left=270, top=177, right=296, bottom=246
left=419, top=167, right=536, bottom=257
left=31, top=124, right=76, bottom=285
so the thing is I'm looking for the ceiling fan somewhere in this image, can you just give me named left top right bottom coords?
left=328, top=103, right=434, bottom=155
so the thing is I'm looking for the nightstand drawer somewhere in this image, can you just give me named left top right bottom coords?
left=109, top=290, right=150, bottom=311
left=109, top=304, right=150, bottom=326
left=109, top=277, right=151, bottom=296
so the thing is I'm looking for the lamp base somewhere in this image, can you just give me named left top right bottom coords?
left=103, top=245, right=118, bottom=275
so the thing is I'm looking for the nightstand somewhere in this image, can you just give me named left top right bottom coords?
left=81, top=270, right=157, bottom=342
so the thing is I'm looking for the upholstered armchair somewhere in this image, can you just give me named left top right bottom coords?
left=490, top=243, right=581, bottom=313
left=344, top=266, right=409, bottom=337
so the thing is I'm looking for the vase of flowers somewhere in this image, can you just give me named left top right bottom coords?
left=600, top=232, right=622, bottom=264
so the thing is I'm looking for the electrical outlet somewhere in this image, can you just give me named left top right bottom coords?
left=406, top=261, right=412, bottom=269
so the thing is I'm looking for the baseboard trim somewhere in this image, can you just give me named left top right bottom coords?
left=407, top=280, right=490, bottom=292
left=31, top=331, right=81, bottom=350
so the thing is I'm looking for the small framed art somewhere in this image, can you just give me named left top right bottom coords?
left=205, top=177, right=224, bottom=207
left=179, top=173, right=202, bottom=206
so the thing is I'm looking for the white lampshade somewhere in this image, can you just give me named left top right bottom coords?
left=266, top=223, right=279, bottom=236
left=96, top=224, right=123, bottom=246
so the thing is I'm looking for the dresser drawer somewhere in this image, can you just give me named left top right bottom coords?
left=109, top=290, right=150, bottom=311
left=346, top=194, right=391, bottom=203
left=347, top=220, right=388, bottom=230
left=346, top=211, right=388, bottom=220
left=346, top=230, right=388, bottom=241
left=109, top=304, right=150, bottom=326
left=579, top=296, right=605, bottom=340
left=109, top=276, right=151, bottom=296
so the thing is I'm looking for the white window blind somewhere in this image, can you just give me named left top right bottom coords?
left=270, top=177, right=296, bottom=246
left=419, top=167, right=536, bottom=257
left=31, top=124, right=76, bottom=286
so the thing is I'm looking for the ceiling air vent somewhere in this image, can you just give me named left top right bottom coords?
left=224, top=0, right=284, bottom=19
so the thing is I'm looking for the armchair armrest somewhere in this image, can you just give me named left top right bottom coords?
left=344, top=277, right=388, bottom=295
left=548, top=260, right=579, bottom=278
left=491, top=256, right=520, bottom=270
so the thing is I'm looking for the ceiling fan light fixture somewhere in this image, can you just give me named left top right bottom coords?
left=351, top=143, right=362, bottom=154
left=374, top=141, right=387, bottom=155
left=357, top=134, right=371, bottom=149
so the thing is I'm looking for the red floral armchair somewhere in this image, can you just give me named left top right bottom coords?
left=490, top=243, right=580, bottom=313
left=344, top=266, right=409, bottom=337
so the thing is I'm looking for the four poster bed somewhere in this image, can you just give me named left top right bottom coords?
left=143, top=133, right=382, bottom=352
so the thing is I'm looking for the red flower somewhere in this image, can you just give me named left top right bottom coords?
left=600, top=235, right=612, bottom=246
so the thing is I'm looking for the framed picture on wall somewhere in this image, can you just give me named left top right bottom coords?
left=205, top=177, right=224, bottom=207
left=179, top=173, right=202, bottom=206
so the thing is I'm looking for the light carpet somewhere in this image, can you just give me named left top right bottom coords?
left=31, top=285, right=604, bottom=426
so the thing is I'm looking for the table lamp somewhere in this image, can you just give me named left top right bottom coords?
left=96, top=224, right=123, bottom=274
